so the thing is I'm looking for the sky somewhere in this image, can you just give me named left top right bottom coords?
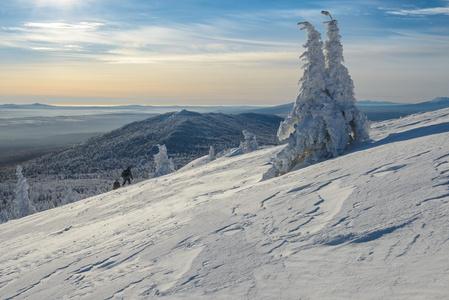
left=0, top=0, right=448, bottom=106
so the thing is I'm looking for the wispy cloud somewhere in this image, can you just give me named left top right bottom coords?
left=1, top=18, right=299, bottom=66
left=1, top=21, right=109, bottom=52
left=385, top=5, right=449, bottom=16
left=0, top=4, right=355, bottom=66
left=96, top=50, right=297, bottom=65
left=23, top=22, right=104, bottom=30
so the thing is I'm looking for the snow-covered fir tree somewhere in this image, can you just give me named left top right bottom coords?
left=276, top=21, right=329, bottom=142
left=322, top=12, right=369, bottom=141
left=209, top=146, right=215, bottom=161
left=13, top=165, right=37, bottom=218
left=241, top=130, right=259, bottom=154
left=263, top=17, right=369, bottom=180
left=152, top=144, right=175, bottom=178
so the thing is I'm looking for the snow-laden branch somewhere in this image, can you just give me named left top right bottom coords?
left=321, top=10, right=333, bottom=20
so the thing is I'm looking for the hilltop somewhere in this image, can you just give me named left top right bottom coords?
left=1, top=108, right=449, bottom=299
left=24, top=110, right=283, bottom=175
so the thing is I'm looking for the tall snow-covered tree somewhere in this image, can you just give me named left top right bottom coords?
left=264, top=22, right=334, bottom=179
left=13, top=165, right=37, bottom=218
left=263, top=19, right=369, bottom=180
left=241, top=130, right=259, bottom=153
left=152, top=144, right=175, bottom=178
left=276, top=22, right=328, bottom=142
left=322, top=12, right=369, bottom=141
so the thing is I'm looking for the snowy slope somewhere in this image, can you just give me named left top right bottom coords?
left=2, top=109, right=449, bottom=299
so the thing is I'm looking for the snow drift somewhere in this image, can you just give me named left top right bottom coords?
left=1, top=108, right=449, bottom=299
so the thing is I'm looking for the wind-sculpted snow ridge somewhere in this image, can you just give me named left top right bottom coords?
left=1, top=108, right=449, bottom=299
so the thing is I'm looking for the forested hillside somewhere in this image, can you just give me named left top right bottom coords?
left=24, top=110, right=282, bottom=175
left=0, top=111, right=283, bottom=220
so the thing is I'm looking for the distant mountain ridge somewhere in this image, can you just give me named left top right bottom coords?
left=0, top=103, right=259, bottom=115
left=248, top=97, right=449, bottom=121
left=24, top=111, right=283, bottom=176
left=357, top=100, right=405, bottom=106
left=0, top=103, right=53, bottom=108
left=429, top=97, right=449, bottom=104
left=3, top=97, right=448, bottom=122
left=359, top=97, right=449, bottom=121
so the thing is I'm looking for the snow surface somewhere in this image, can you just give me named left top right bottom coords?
left=2, top=108, right=449, bottom=299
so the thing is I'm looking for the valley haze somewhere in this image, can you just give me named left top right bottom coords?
left=0, top=104, right=257, bottom=167
left=1, top=98, right=449, bottom=167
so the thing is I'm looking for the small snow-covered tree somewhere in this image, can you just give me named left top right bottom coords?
left=263, top=18, right=369, bottom=180
left=13, top=165, right=37, bottom=218
left=61, top=185, right=77, bottom=205
left=209, top=146, right=215, bottom=161
left=0, top=209, right=8, bottom=223
left=152, top=144, right=175, bottom=178
left=241, top=130, right=259, bottom=153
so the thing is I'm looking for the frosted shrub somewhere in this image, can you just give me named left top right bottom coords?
left=14, top=165, right=37, bottom=218
left=152, top=144, right=175, bottom=178
left=241, top=130, right=259, bottom=154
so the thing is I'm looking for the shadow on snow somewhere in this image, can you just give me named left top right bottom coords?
left=356, top=121, right=449, bottom=153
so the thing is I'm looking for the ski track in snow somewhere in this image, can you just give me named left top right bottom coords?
left=2, top=108, right=449, bottom=299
